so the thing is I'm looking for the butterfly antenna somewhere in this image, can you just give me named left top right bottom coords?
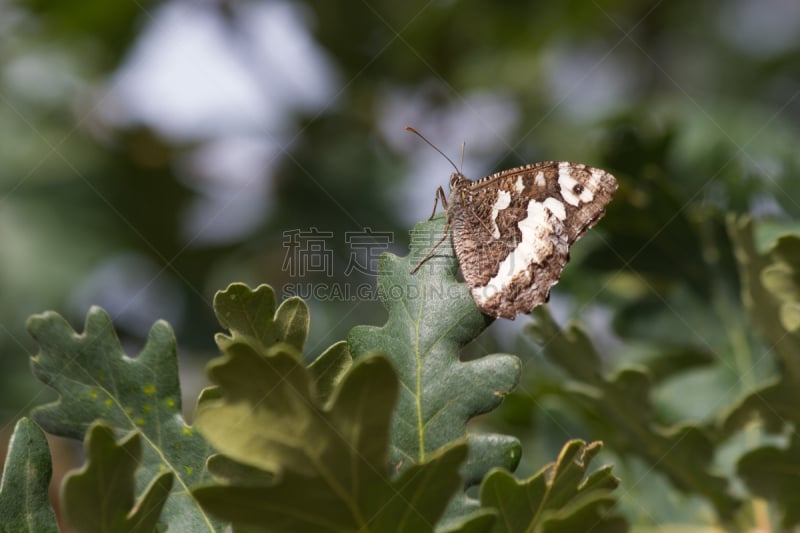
left=459, top=141, right=465, bottom=173
left=405, top=126, right=460, bottom=174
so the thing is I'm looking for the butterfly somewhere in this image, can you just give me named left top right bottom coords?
left=408, top=127, right=617, bottom=319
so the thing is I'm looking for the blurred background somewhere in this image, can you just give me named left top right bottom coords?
left=2, top=0, right=800, bottom=529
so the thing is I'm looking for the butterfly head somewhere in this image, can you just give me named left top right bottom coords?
left=449, top=172, right=469, bottom=191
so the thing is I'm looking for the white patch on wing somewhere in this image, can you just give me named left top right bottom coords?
left=558, top=162, right=594, bottom=206
left=472, top=284, right=498, bottom=305
left=490, top=189, right=512, bottom=239
left=589, top=168, right=605, bottom=189
left=473, top=199, right=553, bottom=304
left=534, top=171, right=545, bottom=187
left=515, top=175, right=525, bottom=192
left=543, top=197, right=566, bottom=220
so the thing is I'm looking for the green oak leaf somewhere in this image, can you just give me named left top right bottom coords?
left=0, top=418, right=58, bottom=533
left=27, top=307, right=221, bottom=531
left=214, top=283, right=309, bottom=354
left=765, top=268, right=800, bottom=331
left=736, top=434, right=800, bottom=528
left=193, top=342, right=468, bottom=532
left=307, top=340, right=352, bottom=402
left=62, top=423, right=174, bottom=533
left=480, top=440, right=627, bottom=533
left=214, top=283, right=352, bottom=402
left=727, top=216, right=800, bottom=359
left=205, top=454, right=275, bottom=487
left=724, top=216, right=800, bottom=433
left=760, top=235, right=800, bottom=332
left=438, top=514, right=497, bottom=533
left=526, top=307, right=739, bottom=519
left=724, top=217, right=800, bottom=527
left=348, top=215, right=522, bottom=525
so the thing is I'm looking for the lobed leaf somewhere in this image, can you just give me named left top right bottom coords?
left=308, top=340, right=352, bottom=403
left=348, top=215, right=522, bottom=525
left=480, top=440, right=627, bottom=533
left=27, top=307, right=221, bottom=531
left=724, top=216, right=800, bottom=433
left=759, top=235, right=800, bottom=331
left=736, top=434, right=800, bottom=528
left=727, top=216, right=800, bottom=362
left=213, top=283, right=310, bottom=355
left=724, top=217, right=800, bottom=527
left=0, top=418, right=58, bottom=533
left=214, top=283, right=352, bottom=402
left=62, top=423, right=174, bottom=533
left=526, top=307, right=739, bottom=519
left=760, top=235, right=800, bottom=331
left=193, top=343, right=467, bottom=532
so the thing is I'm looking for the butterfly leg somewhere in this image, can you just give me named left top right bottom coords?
left=410, top=186, right=451, bottom=273
left=426, top=186, right=448, bottom=220
left=410, top=217, right=451, bottom=274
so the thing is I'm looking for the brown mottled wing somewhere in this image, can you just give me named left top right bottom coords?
left=448, top=162, right=617, bottom=319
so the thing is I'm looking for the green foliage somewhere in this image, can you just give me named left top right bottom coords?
left=724, top=216, right=800, bottom=433
left=14, top=205, right=800, bottom=531
left=480, top=440, right=626, bottom=533
left=14, top=241, right=627, bottom=532
left=526, top=307, right=739, bottom=519
left=759, top=235, right=800, bottom=333
left=27, top=308, right=221, bottom=531
left=190, top=250, right=624, bottom=532
left=211, top=282, right=353, bottom=399
left=0, top=418, right=58, bottom=533
left=62, top=423, right=174, bottom=533
left=736, top=437, right=800, bottom=530
left=20, top=211, right=800, bottom=531
left=213, top=283, right=311, bottom=355
left=194, top=346, right=467, bottom=532
left=349, top=216, right=522, bottom=526
left=722, top=216, right=800, bottom=527
left=497, top=209, right=800, bottom=530
left=6, top=2, right=800, bottom=531
left=307, top=340, right=353, bottom=402
left=21, top=0, right=155, bottom=67
left=188, top=282, right=471, bottom=532
left=194, top=272, right=519, bottom=531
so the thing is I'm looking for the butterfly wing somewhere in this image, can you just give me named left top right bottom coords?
left=449, top=162, right=617, bottom=319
